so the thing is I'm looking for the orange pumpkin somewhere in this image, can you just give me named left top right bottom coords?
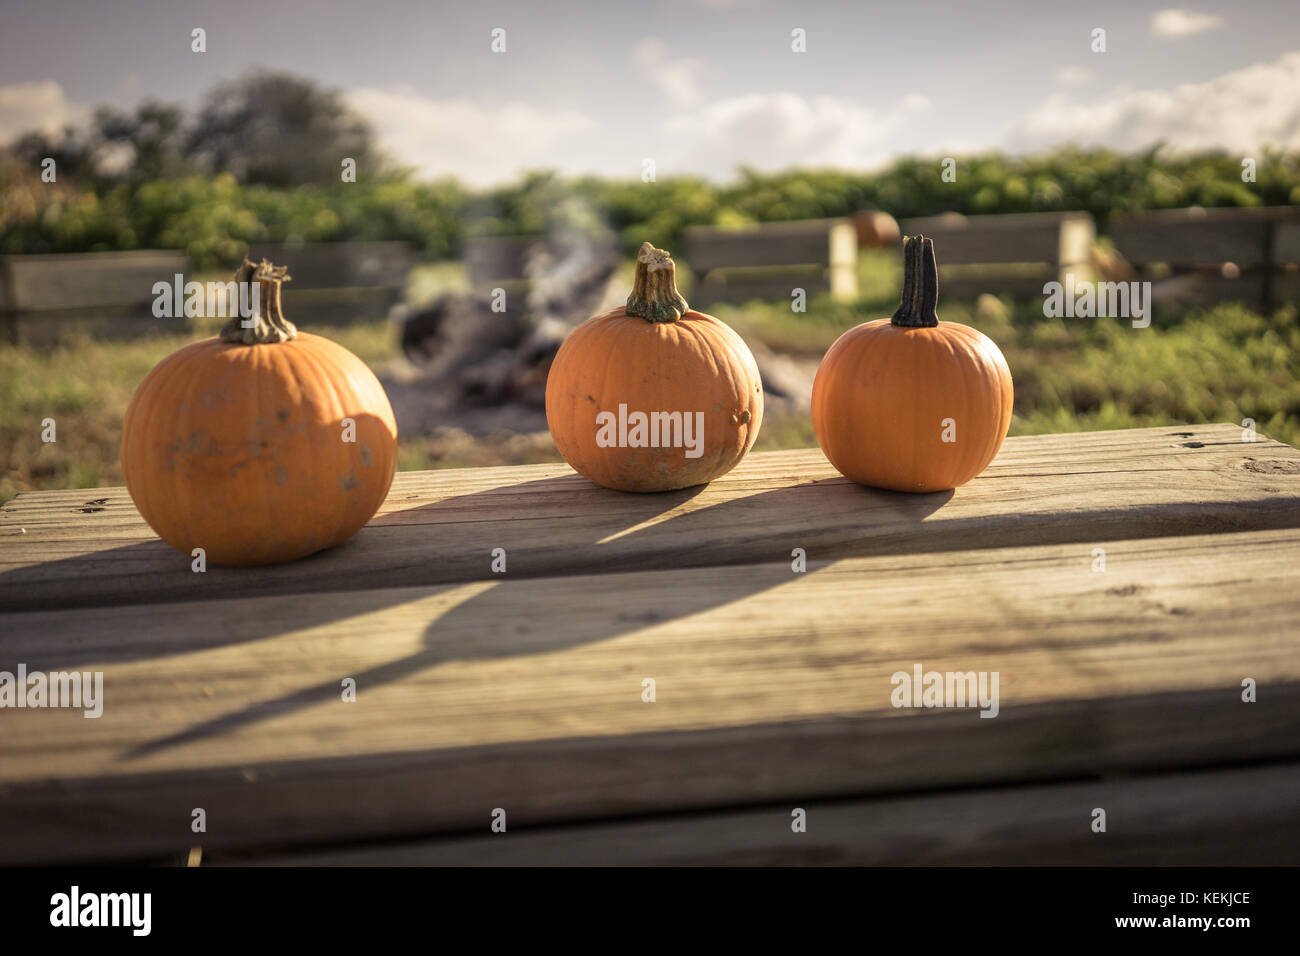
left=812, top=236, right=1013, bottom=492
left=545, top=242, right=763, bottom=492
left=852, top=209, right=901, bottom=249
left=121, top=258, right=398, bottom=565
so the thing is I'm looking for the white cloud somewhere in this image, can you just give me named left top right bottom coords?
left=1008, top=49, right=1300, bottom=153
left=634, top=37, right=704, bottom=108
left=0, top=81, right=90, bottom=144
left=662, top=92, right=932, bottom=178
left=345, top=86, right=595, bottom=186
left=1151, top=9, right=1224, bottom=38
left=1053, top=66, right=1093, bottom=88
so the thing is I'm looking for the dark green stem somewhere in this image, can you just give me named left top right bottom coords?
left=891, top=235, right=939, bottom=328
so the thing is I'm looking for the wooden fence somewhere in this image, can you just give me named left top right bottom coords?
left=683, top=218, right=858, bottom=305
left=1110, top=206, right=1300, bottom=311
left=0, top=250, right=188, bottom=343
left=898, top=211, right=1096, bottom=298
left=1, top=242, right=415, bottom=343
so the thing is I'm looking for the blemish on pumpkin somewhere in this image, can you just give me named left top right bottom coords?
left=740, top=409, right=751, bottom=424
left=360, top=446, right=374, bottom=467
left=729, top=413, right=738, bottom=425
left=277, top=410, right=290, bottom=422
left=341, top=475, right=359, bottom=491
left=275, top=467, right=288, bottom=487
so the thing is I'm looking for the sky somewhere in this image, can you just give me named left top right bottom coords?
left=1, top=0, right=1298, bottom=185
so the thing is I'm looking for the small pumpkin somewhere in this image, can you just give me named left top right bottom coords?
left=545, top=242, right=763, bottom=492
left=121, top=258, right=398, bottom=565
left=852, top=209, right=901, bottom=249
left=812, top=236, right=1013, bottom=492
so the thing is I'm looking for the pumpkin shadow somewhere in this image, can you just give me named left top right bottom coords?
left=122, top=478, right=954, bottom=757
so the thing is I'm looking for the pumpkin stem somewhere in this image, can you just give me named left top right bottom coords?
left=891, top=235, right=939, bottom=328
left=625, top=242, right=690, bottom=323
left=219, top=258, right=298, bottom=344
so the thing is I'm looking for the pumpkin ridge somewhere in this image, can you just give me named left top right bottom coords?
left=175, top=348, right=224, bottom=549
left=302, top=334, right=397, bottom=531
left=699, top=315, right=758, bottom=476
left=123, top=343, right=195, bottom=536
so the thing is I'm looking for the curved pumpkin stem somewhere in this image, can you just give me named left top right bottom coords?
left=891, top=235, right=939, bottom=328
left=625, top=242, right=689, bottom=323
left=219, top=258, right=298, bottom=344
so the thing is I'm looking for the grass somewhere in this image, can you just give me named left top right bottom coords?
left=2, top=251, right=1297, bottom=504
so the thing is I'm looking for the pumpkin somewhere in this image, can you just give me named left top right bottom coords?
left=545, top=242, right=763, bottom=492
left=121, top=258, right=398, bottom=565
left=811, top=235, right=1013, bottom=492
left=852, top=209, right=901, bottom=249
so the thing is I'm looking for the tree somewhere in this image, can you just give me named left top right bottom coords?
left=94, top=100, right=191, bottom=181
left=187, top=71, right=384, bottom=187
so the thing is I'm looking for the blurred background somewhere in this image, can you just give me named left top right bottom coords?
left=2, top=0, right=1299, bottom=504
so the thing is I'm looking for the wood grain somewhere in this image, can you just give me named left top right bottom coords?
left=3, top=424, right=1297, bottom=612
left=243, top=762, right=1300, bottom=866
left=2, top=528, right=1297, bottom=863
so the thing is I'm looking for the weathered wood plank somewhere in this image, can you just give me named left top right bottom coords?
left=1, top=529, right=1297, bottom=863
left=0, top=250, right=188, bottom=311
left=900, top=212, right=1095, bottom=268
left=243, top=241, right=413, bottom=290
left=690, top=269, right=830, bottom=307
left=683, top=219, right=857, bottom=302
left=1112, top=206, right=1300, bottom=267
left=934, top=274, right=1058, bottom=299
left=2, top=425, right=1297, bottom=612
left=684, top=219, right=854, bottom=271
left=243, top=762, right=1300, bottom=866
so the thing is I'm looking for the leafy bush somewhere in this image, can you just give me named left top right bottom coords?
left=4, top=147, right=1298, bottom=268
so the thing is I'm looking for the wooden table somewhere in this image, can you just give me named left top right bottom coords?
left=2, top=423, right=1299, bottom=865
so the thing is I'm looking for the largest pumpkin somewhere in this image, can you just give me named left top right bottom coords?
left=121, top=258, right=398, bottom=565
left=546, top=242, right=763, bottom=492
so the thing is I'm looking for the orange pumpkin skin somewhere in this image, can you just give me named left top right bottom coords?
left=121, top=263, right=397, bottom=565
left=547, top=311, right=763, bottom=492
left=545, top=244, right=762, bottom=493
left=812, top=237, right=1013, bottom=493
